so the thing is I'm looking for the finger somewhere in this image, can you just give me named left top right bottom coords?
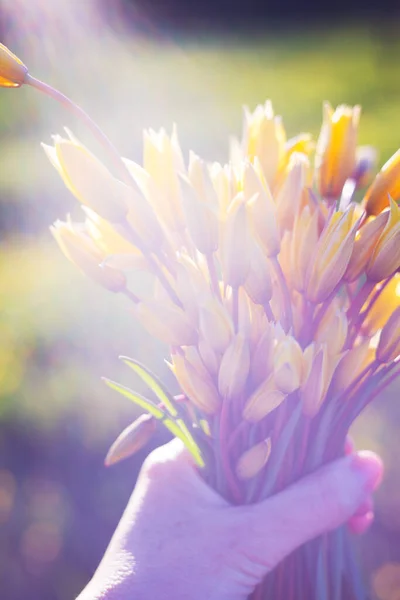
left=348, top=511, right=374, bottom=535
left=240, top=451, right=383, bottom=572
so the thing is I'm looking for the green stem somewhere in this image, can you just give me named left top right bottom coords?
left=26, top=74, right=136, bottom=188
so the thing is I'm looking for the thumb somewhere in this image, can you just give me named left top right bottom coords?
left=239, top=451, right=383, bottom=573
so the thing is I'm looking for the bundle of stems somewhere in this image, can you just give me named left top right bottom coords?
left=1, top=42, right=400, bottom=599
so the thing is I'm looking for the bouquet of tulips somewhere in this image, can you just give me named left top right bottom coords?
left=2, top=42, right=400, bottom=599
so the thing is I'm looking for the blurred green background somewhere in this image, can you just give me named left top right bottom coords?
left=1, top=1, right=400, bottom=598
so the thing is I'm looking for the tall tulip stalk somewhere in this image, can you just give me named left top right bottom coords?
left=2, top=42, right=400, bottom=600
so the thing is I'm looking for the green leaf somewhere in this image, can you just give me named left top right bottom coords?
left=120, top=356, right=179, bottom=417
left=164, top=419, right=205, bottom=468
left=102, top=378, right=165, bottom=419
left=103, top=377, right=205, bottom=468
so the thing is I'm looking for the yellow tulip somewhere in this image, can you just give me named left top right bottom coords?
left=275, top=152, right=309, bottom=232
left=104, top=414, right=156, bottom=466
left=199, top=295, right=234, bottom=354
left=51, top=219, right=126, bottom=292
left=236, top=438, right=272, bottom=480
left=44, top=137, right=128, bottom=222
left=363, top=275, right=400, bottom=334
left=367, top=200, right=400, bottom=281
left=289, top=204, right=320, bottom=292
left=245, top=161, right=280, bottom=257
left=171, top=353, right=220, bottom=415
left=364, top=149, right=400, bottom=216
left=332, top=339, right=371, bottom=393
left=218, top=333, right=250, bottom=400
left=243, top=374, right=286, bottom=422
left=244, top=242, right=272, bottom=306
left=135, top=300, right=197, bottom=347
left=221, top=193, right=250, bottom=288
left=0, top=43, right=28, bottom=88
left=345, top=211, right=388, bottom=282
left=305, top=206, right=357, bottom=303
left=242, top=100, right=286, bottom=187
left=273, top=336, right=304, bottom=394
left=315, top=301, right=348, bottom=356
left=143, top=127, right=185, bottom=232
left=377, top=306, right=400, bottom=363
left=180, top=175, right=218, bottom=255
left=315, top=103, right=361, bottom=198
left=301, top=343, right=337, bottom=417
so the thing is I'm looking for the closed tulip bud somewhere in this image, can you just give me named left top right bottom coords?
left=104, top=414, right=156, bottom=466
left=332, top=339, right=371, bottom=393
left=306, top=206, right=357, bottom=303
left=210, top=162, right=235, bottom=216
left=315, top=103, right=361, bottom=199
left=245, top=162, right=280, bottom=257
left=243, top=242, right=272, bottom=306
left=198, top=338, right=219, bottom=376
left=283, top=134, right=314, bottom=170
left=301, top=344, right=338, bottom=416
left=180, top=175, right=219, bottom=255
left=345, top=211, right=388, bottom=282
left=51, top=219, right=126, bottom=292
left=275, top=152, right=309, bottom=231
left=273, top=336, right=304, bottom=394
left=0, top=43, right=28, bottom=87
left=250, top=324, right=275, bottom=388
left=135, top=300, right=198, bottom=347
left=243, top=375, right=286, bottom=422
left=367, top=199, right=400, bottom=282
left=143, top=128, right=185, bottom=231
left=121, top=184, right=167, bottom=251
left=377, top=306, right=400, bottom=363
left=199, top=296, right=234, bottom=354
left=221, top=193, right=250, bottom=288
left=218, top=333, right=250, bottom=399
left=242, top=100, right=286, bottom=187
left=315, top=302, right=348, bottom=356
left=44, top=138, right=128, bottom=222
left=83, top=207, right=140, bottom=256
left=236, top=438, right=272, bottom=480
left=364, top=148, right=400, bottom=216
left=171, top=353, right=220, bottom=414
left=188, top=153, right=218, bottom=206
left=290, top=205, right=320, bottom=292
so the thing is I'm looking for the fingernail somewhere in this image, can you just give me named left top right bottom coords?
left=354, top=495, right=373, bottom=517
left=351, top=451, right=384, bottom=493
left=348, top=511, right=374, bottom=535
left=344, top=436, right=354, bottom=455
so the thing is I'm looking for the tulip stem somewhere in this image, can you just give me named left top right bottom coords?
left=356, top=275, right=393, bottom=330
left=123, top=289, right=140, bottom=304
left=347, top=279, right=374, bottom=323
left=26, top=74, right=136, bottom=188
left=116, top=221, right=182, bottom=308
left=263, top=302, right=275, bottom=322
left=219, top=399, right=243, bottom=504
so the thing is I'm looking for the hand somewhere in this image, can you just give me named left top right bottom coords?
left=77, top=439, right=383, bottom=600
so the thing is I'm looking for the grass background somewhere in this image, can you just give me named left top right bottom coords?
left=0, top=21, right=400, bottom=599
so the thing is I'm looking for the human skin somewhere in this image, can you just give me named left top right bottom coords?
left=77, top=439, right=383, bottom=600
